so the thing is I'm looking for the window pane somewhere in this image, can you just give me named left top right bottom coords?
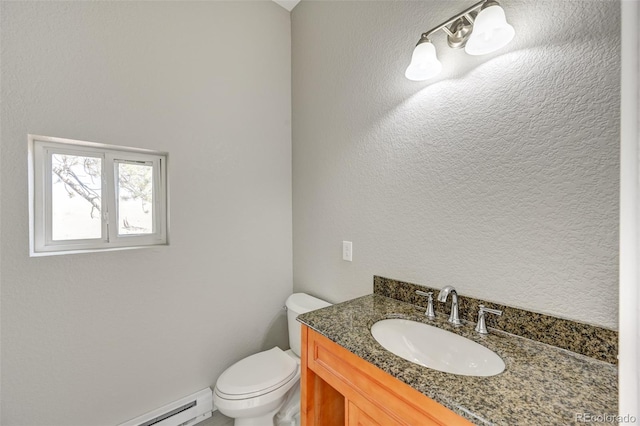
left=51, top=154, right=102, bottom=241
left=117, top=161, right=153, bottom=235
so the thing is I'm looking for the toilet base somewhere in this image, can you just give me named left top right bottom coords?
left=214, top=376, right=300, bottom=426
left=232, top=405, right=280, bottom=426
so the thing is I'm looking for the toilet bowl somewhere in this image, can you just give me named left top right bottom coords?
left=214, top=348, right=300, bottom=425
left=213, top=293, right=331, bottom=426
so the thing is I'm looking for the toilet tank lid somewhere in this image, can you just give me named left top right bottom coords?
left=285, top=293, right=331, bottom=315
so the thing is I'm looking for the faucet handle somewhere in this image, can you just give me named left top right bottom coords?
left=475, top=305, right=503, bottom=334
left=415, top=290, right=436, bottom=319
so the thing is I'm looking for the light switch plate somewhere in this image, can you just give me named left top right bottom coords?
left=342, top=241, right=352, bottom=261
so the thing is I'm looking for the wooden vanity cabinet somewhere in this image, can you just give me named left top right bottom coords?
left=301, top=325, right=474, bottom=426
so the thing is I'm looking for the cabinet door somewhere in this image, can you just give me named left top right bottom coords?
left=347, top=397, right=409, bottom=426
left=347, top=401, right=395, bottom=426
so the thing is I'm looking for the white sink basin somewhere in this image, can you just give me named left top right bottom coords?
left=371, top=319, right=505, bottom=377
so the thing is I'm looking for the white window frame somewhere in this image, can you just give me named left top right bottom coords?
left=28, top=134, right=168, bottom=256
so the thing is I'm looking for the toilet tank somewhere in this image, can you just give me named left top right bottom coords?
left=285, top=293, right=331, bottom=357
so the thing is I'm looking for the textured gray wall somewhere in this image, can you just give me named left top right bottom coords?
left=292, top=0, right=620, bottom=329
left=0, top=2, right=291, bottom=425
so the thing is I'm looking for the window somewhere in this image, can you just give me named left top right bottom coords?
left=28, top=135, right=168, bottom=256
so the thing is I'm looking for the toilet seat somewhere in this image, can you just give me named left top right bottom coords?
left=215, top=347, right=298, bottom=400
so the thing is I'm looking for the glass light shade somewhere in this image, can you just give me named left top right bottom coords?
left=405, top=41, right=442, bottom=81
left=464, top=4, right=515, bottom=56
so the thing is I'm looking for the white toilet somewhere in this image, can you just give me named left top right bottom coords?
left=213, top=293, right=331, bottom=426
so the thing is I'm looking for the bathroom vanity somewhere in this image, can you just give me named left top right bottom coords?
left=301, top=324, right=472, bottom=425
left=297, top=282, right=617, bottom=425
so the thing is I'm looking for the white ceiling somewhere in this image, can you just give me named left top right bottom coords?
left=272, top=0, right=300, bottom=12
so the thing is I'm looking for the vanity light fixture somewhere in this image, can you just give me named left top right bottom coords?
left=405, top=0, right=515, bottom=81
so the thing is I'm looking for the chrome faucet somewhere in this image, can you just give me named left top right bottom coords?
left=438, top=286, right=462, bottom=325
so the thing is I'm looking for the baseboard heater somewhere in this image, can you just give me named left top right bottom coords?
left=118, top=388, right=213, bottom=426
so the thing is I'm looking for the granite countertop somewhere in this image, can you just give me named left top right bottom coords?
left=297, top=294, right=618, bottom=426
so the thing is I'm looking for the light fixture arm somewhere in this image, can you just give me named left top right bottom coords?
left=420, top=0, right=488, bottom=41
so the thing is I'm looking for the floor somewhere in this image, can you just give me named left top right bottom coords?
left=200, top=410, right=233, bottom=426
